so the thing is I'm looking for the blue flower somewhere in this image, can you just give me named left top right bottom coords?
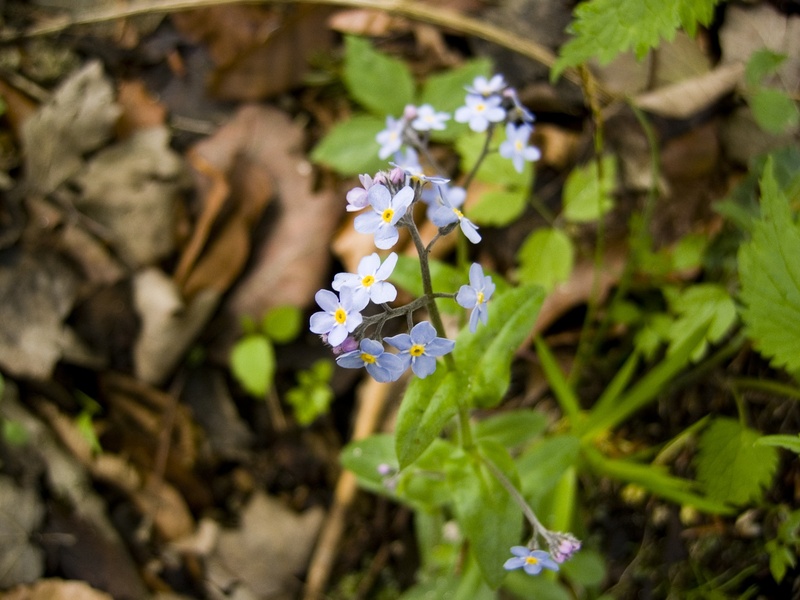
left=456, top=263, right=495, bottom=332
left=502, top=87, right=535, bottom=124
left=354, top=184, right=414, bottom=249
left=309, top=288, right=368, bottom=347
left=499, top=123, right=541, bottom=173
left=333, top=252, right=398, bottom=306
left=428, top=187, right=481, bottom=244
left=454, top=94, right=506, bottom=133
left=376, top=116, right=404, bottom=160
left=466, top=74, right=507, bottom=96
left=385, top=321, right=455, bottom=378
left=411, top=104, right=450, bottom=132
left=503, top=547, right=559, bottom=576
left=336, top=338, right=406, bottom=383
left=346, top=173, right=379, bottom=212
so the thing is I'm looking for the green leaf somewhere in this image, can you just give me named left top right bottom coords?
left=456, top=131, right=531, bottom=188
left=447, top=443, right=522, bottom=588
left=454, top=284, right=546, bottom=408
left=534, top=335, right=582, bottom=418
left=310, top=114, right=387, bottom=176
left=585, top=447, right=733, bottom=514
left=756, top=434, right=800, bottom=454
left=261, top=305, right=302, bottom=343
left=397, top=439, right=456, bottom=509
left=389, top=255, right=465, bottom=314
left=738, top=158, right=800, bottom=373
left=695, top=417, right=779, bottom=505
left=516, top=227, right=574, bottom=292
left=395, top=369, right=460, bottom=468
left=343, top=36, right=414, bottom=116
left=552, top=0, right=721, bottom=78
left=418, top=58, right=492, bottom=142
left=503, top=571, right=573, bottom=600
left=75, top=411, right=102, bottom=454
left=341, top=433, right=398, bottom=497
left=749, top=87, right=800, bottom=134
left=562, top=156, right=616, bottom=223
left=560, top=548, right=607, bottom=587
left=466, top=188, right=528, bottom=227
left=665, top=283, right=737, bottom=361
left=474, top=409, right=548, bottom=449
left=285, top=377, right=334, bottom=425
left=745, top=49, right=788, bottom=87
left=230, top=334, right=275, bottom=398
left=517, top=435, right=581, bottom=503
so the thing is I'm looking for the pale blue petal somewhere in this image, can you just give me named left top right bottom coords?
left=375, top=252, right=398, bottom=279
left=504, top=557, right=526, bottom=571
left=468, top=307, right=481, bottom=333
left=373, top=225, right=399, bottom=250
left=368, top=184, right=392, bottom=211
left=411, top=354, right=437, bottom=378
left=456, top=285, right=478, bottom=309
left=357, top=253, right=381, bottom=276
left=460, top=219, right=481, bottom=244
left=309, top=312, right=335, bottom=335
left=337, top=351, right=366, bottom=369
left=360, top=338, right=384, bottom=355
left=354, top=211, right=382, bottom=234
left=384, top=333, right=412, bottom=351
left=369, top=281, right=397, bottom=304
left=410, top=321, right=437, bottom=345
left=425, top=338, right=455, bottom=356
left=327, top=324, right=348, bottom=347
left=468, top=263, right=484, bottom=289
left=332, top=272, right=358, bottom=291
left=315, top=289, right=339, bottom=312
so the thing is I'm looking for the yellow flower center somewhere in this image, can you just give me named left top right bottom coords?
left=381, top=208, right=395, bottom=223
left=452, top=207, right=463, bottom=219
left=477, top=291, right=485, bottom=305
left=409, top=344, right=425, bottom=357
left=361, top=275, right=375, bottom=287
left=525, top=556, right=539, bottom=566
left=475, top=102, right=486, bottom=113
left=360, top=353, right=376, bottom=364
left=334, top=308, right=347, bottom=324
left=515, top=140, right=524, bottom=151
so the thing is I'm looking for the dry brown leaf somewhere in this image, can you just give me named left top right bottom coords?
left=172, top=4, right=334, bottom=101
left=328, top=8, right=411, bottom=37
left=2, top=579, right=114, bottom=600
left=115, top=79, right=168, bottom=138
left=0, top=475, right=45, bottom=588
left=21, top=60, right=120, bottom=195
left=74, top=127, right=189, bottom=267
left=633, top=62, right=745, bottom=119
left=218, top=106, right=340, bottom=332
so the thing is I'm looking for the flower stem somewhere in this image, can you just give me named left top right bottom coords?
left=481, top=453, right=546, bottom=540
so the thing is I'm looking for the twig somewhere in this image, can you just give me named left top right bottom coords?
left=302, top=376, right=393, bottom=600
left=0, top=0, right=601, bottom=97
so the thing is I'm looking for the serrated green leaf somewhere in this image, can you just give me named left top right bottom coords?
left=456, top=131, right=530, bottom=188
left=738, top=158, right=800, bottom=373
left=454, top=284, right=546, bottom=408
left=516, top=227, right=574, bottom=292
left=466, top=188, right=528, bottom=227
left=395, top=369, right=460, bottom=468
left=310, top=114, right=387, bottom=176
left=474, top=409, right=548, bottom=449
left=553, top=0, right=721, bottom=78
left=696, top=417, right=778, bottom=505
left=447, top=443, right=522, bottom=588
left=756, top=434, right=800, bottom=454
left=419, top=59, right=492, bottom=142
left=343, top=36, right=414, bottom=116
left=750, top=88, right=800, bottom=134
left=230, top=334, right=275, bottom=398
left=745, top=49, right=788, bottom=87
left=665, top=283, right=737, bottom=361
left=562, top=156, right=616, bottom=223
left=261, top=305, right=302, bottom=343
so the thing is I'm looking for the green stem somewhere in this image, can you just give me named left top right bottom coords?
left=481, top=454, right=547, bottom=540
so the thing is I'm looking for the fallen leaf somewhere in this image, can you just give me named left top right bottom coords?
left=2, top=579, right=114, bottom=600
left=115, top=79, right=168, bottom=138
left=132, top=268, right=220, bottom=385
left=0, top=247, right=80, bottom=379
left=172, top=4, right=335, bottom=101
left=21, top=60, right=120, bottom=195
left=0, top=475, right=45, bottom=588
left=74, top=127, right=189, bottom=267
left=208, top=491, right=324, bottom=598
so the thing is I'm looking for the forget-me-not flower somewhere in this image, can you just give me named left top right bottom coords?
left=354, top=184, right=414, bottom=249
left=499, top=123, right=541, bottom=173
left=454, top=94, right=506, bottom=133
left=466, top=74, right=507, bottom=97
left=336, top=338, right=406, bottom=383
left=503, top=87, right=535, bottom=124
left=346, top=173, right=381, bottom=212
left=376, top=116, right=405, bottom=160
left=503, top=547, right=560, bottom=576
left=421, top=183, right=466, bottom=222
left=309, top=288, right=368, bottom=347
left=428, top=187, right=480, bottom=244
left=456, top=263, right=495, bottom=332
left=333, top=252, right=398, bottom=306
left=385, top=321, right=455, bottom=378
left=411, top=104, right=450, bottom=132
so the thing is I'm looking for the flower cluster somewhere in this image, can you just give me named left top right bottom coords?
left=310, top=74, right=533, bottom=384
left=504, top=531, right=582, bottom=577
left=376, top=74, right=540, bottom=174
